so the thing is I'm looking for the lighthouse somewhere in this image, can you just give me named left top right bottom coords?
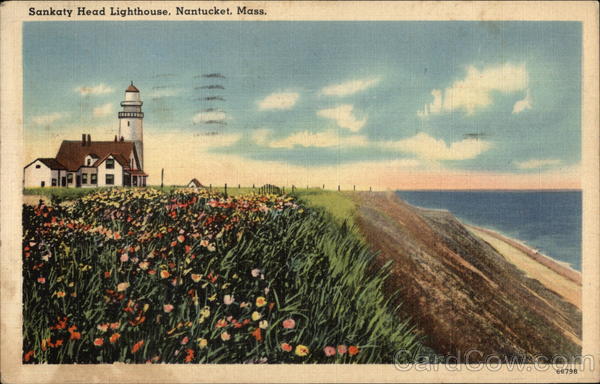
left=118, top=82, right=144, bottom=169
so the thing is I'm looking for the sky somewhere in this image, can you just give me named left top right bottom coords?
left=23, top=21, right=582, bottom=189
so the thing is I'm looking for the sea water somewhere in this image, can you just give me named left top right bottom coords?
left=395, top=190, right=582, bottom=271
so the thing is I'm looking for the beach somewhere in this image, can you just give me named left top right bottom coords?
left=468, top=225, right=582, bottom=309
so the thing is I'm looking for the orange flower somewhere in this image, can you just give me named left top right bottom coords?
left=109, top=322, right=121, bottom=330
left=56, top=291, right=66, bottom=298
left=177, top=235, right=185, bottom=243
left=348, top=345, right=360, bottom=356
left=280, top=342, right=292, bottom=352
left=251, top=327, right=262, bottom=342
left=113, top=232, right=121, bottom=240
left=23, top=350, right=35, bottom=362
left=184, top=245, right=192, bottom=253
left=215, top=319, right=228, bottom=328
left=170, top=241, right=177, bottom=247
left=160, top=270, right=170, bottom=279
left=93, top=338, right=104, bottom=347
left=255, top=296, right=267, bottom=307
left=132, top=340, right=145, bottom=353
left=184, top=348, right=195, bottom=363
left=109, top=333, right=121, bottom=343
left=53, top=339, right=64, bottom=347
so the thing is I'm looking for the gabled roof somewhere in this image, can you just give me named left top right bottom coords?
left=93, top=153, right=130, bottom=168
left=24, top=158, right=66, bottom=170
left=188, top=178, right=204, bottom=187
left=55, top=140, right=137, bottom=171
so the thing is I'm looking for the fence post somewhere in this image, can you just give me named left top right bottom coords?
left=353, top=185, right=356, bottom=191
left=323, top=184, right=325, bottom=190
left=224, top=183, right=228, bottom=197
left=337, top=185, right=340, bottom=192
left=238, top=184, right=241, bottom=189
left=209, top=183, right=212, bottom=192
left=369, top=186, right=372, bottom=192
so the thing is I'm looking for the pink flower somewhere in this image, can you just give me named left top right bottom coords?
left=93, top=338, right=104, bottom=346
left=251, top=268, right=261, bottom=277
left=323, top=346, right=336, bottom=357
left=120, top=253, right=129, bottom=262
left=37, top=277, right=46, bottom=284
left=181, top=336, right=189, bottom=345
left=282, top=318, right=295, bottom=329
left=163, top=304, right=174, bottom=313
left=337, top=345, right=348, bottom=355
left=223, top=294, right=235, bottom=305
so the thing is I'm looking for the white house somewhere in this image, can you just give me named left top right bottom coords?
left=24, top=83, right=148, bottom=188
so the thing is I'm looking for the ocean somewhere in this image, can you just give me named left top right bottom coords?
left=395, top=190, right=582, bottom=271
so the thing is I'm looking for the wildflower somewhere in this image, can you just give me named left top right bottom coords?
left=143, top=303, right=150, bottom=312
left=280, top=343, right=292, bottom=352
left=251, top=311, right=261, bottom=321
left=264, top=287, right=270, bottom=295
left=337, top=345, right=347, bottom=355
left=110, top=322, right=120, bottom=330
left=177, top=235, right=185, bottom=243
left=132, top=340, right=145, bottom=353
left=323, top=346, right=336, bottom=357
left=282, top=318, right=295, bottom=329
left=251, top=327, right=262, bottom=341
left=109, top=333, right=121, bottom=343
left=259, top=320, right=269, bottom=329
left=160, top=270, right=170, bottom=279
left=184, top=245, right=192, bottom=253
left=139, top=261, right=149, bottom=270
left=181, top=336, right=189, bottom=345
left=295, top=344, right=309, bottom=357
left=251, top=268, right=261, bottom=277
left=93, top=338, right=104, bottom=347
left=184, top=348, right=195, bottom=363
left=191, top=273, right=202, bottom=282
left=97, top=323, right=109, bottom=332
left=220, top=331, right=231, bottom=341
left=113, top=232, right=121, bottom=240
left=55, top=291, right=66, bottom=298
left=117, top=282, right=129, bottom=292
left=223, top=294, right=235, bottom=305
left=23, top=350, right=35, bottom=362
left=240, top=301, right=250, bottom=308
left=197, top=338, right=208, bottom=349
left=163, top=304, right=174, bottom=313
left=104, top=271, right=111, bottom=278
left=207, top=244, right=216, bottom=252
left=120, top=253, right=129, bottom=262
left=200, top=306, right=210, bottom=318
left=37, top=277, right=46, bottom=284
left=200, top=239, right=209, bottom=247
left=255, top=296, right=267, bottom=307
left=208, top=293, right=217, bottom=301
left=348, top=346, right=360, bottom=356
left=215, top=318, right=228, bottom=328
left=170, top=241, right=177, bottom=247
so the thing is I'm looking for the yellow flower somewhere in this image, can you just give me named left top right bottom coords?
left=295, top=345, right=309, bottom=357
left=255, top=296, right=267, bottom=307
left=117, top=282, right=129, bottom=292
left=251, top=311, right=261, bottom=321
left=197, top=338, right=208, bottom=349
left=208, top=294, right=217, bottom=301
left=200, top=306, right=210, bottom=318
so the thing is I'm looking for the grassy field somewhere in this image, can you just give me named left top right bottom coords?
left=22, top=188, right=421, bottom=363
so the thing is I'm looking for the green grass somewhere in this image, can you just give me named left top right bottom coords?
left=22, top=188, right=422, bottom=363
left=293, top=189, right=358, bottom=228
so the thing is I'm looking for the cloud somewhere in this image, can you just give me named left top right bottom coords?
left=75, top=84, right=114, bottom=96
left=418, top=63, right=529, bottom=117
left=93, top=103, right=113, bottom=117
left=32, top=112, right=66, bottom=125
left=512, top=90, right=532, bottom=114
left=192, top=111, right=230, bottom=124
left=317, top=104, right=367, bottom=132
left=255, top=129, right=369, bottom=149
left=382, top=132, right=491, bottom=160
left=258, top=92, right=299, bottom=110
left=514, top=158, right=561, bottom=169
left=320, top=78, right=380, bottom=97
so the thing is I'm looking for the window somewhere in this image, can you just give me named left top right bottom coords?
left=82, top=174, right=88, bottom=184
left=106, top=174, right=114, bottom=185
left=87, top=158, right=91, bottom=166
left=67, top=173, right=73, bottom=183
left=91, top=174, right=97, bottom=184
left=35, top=164, right=41, bottom=169
left=41, top=181, right=45, bottom=187
left=52, top=179, right=57, bottom=186
left=106, top=158, right=115, bottom=169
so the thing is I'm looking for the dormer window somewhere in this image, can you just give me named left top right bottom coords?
left=106, top=158, right=115, bottom=169
left=87, top=159, right=91, bottom=166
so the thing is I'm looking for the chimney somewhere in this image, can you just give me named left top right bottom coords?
left=114, top=135, right=118, bottom=142
left=81, top=134, right=86, bottom=146
left=87, top=134, right=91, bottom=146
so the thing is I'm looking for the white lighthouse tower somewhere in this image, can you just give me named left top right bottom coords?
left=118, top=82, right=144, bottom=169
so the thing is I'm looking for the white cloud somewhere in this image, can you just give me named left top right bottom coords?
left=192, top=111, right=229, bottom=124
left=515, top=158, right=561, bottom=169
left=512, top=90, right=532, bottom=114
left=258, top=92, right=299, bottom=110
left=382, top=132, right=492, bottom=161
left=32, top=112, right=66, bottom=126
left=261, top=129, right=370, bottom=149
left=418, top=63, right=529, bottom=117
left=93, top=103, right=113, bottom=117
left=317, top=104, right=367, bottom=132
left=75, top=84, right=114, bottom=96
left=320, top=78, right=380, bottom=97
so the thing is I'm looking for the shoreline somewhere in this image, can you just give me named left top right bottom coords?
left=468, top=224, right=581, bottom=285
